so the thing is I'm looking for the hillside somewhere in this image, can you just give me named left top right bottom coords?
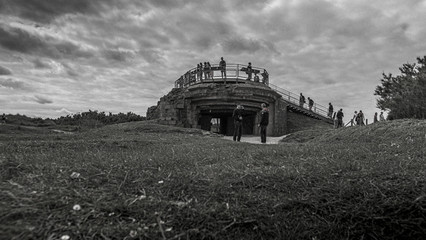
left=280, top=119, right=426, bottom=144
left=1, top=119, right=425, bottom=239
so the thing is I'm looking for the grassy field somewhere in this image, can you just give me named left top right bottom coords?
left=1, top=119, right=425, bottom=239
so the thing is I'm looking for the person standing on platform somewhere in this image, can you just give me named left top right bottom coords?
left=220, top=57, right=227, bottom=79
left=254, top=73, right=260, bottom=82
left=232, top=104, right=244, bottom=142
left=261, top=69, right=269, bottom=84
left=246, top=62, right=252, bottom=80
left=258, top=103, right=269, bottom=143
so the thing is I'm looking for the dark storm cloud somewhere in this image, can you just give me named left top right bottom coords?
left=0, top=25, right=93, bottom=59
left=221, top=37, right=262, bottom=54
left=0, top=0, right=116, bottom=23
left=103, top=49, right=135, bottom=62
left=145, top=0, right=188, bottom=9
left=0, top=78, right=30, bottom=90
left=0, top=65, right=12, bottom=75
left=33, top=95, right=53, bottom=104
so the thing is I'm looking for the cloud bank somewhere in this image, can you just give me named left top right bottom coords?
left=0, top=0, right=425, bottom=119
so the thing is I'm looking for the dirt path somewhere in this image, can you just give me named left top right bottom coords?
left=222, top=135, right=288, bottom=144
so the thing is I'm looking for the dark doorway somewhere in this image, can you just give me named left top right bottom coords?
left=199, top=109, right=256, bottom=136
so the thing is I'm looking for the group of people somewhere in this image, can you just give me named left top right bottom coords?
left=299, top=93, right=390, bottom=128
left=197, top=62, right=214, bottom=81
left=374, top=112, right=386, bottom=123
left=332, top=109, right=386, bottom=128
left=175, top=57, right=270, bottom=88
left=352, top=111, right=385, bottom=126
left=232, top=103, right=269, bottom=143
left=299, top=93, right=316, bottom=111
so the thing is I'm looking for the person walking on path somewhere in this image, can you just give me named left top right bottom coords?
left=219, top=57, right=226, bottom=79
left=379, top=112, right=385, bottom=121
left=299, top=93, right=305, bottom=108
left=328, top=103, right=334, bottom=118
left=258, top=103, right=269, bottom=143
left=232, top=104, right=244, bottom=141
left=336, top=109, right=344, bottom=128
left=308, top=97, right=314, bottom=111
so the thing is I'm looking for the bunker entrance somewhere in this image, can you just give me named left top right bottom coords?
left=198, top=109, right=257, bottom=136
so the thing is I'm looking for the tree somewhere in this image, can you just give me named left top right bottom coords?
left=375, top=56, right=426, bottom=119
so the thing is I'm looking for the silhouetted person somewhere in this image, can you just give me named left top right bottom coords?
left=336, top=109, right=344, bottom=128
left=374, top=112, right=378, bottom=123
left=308, top=97, right=314, bottom=111
left=299, top=93, right=305, bottom=107
left=203, top=62, right=209, bottom=80
left=197, top=63, right=203, bottom=82
left=232, top=104, right=244, bottom=141
left=246, top=62, right=252, bottom=80
left=261, top=69, right=269, bottom=84
left=258, top=103, right=269, bottom=143
left=254, top=73, right=259, bottom=82
left=328, top=103, right=333, bottom=118
left=352, top=111, right=358, bottom=126
left=207, top=62, right=213, bottom=79
left=357, top=110, right=365, bottom=125
left=220, top=57, right=226, bottom=79
left=380, top=112, right=385, bottom=121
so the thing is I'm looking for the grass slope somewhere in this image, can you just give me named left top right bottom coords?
left=1, top=120, right=425, bottom=239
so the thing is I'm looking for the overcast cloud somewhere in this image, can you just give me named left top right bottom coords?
left=0, top=0, right=425, bottom=120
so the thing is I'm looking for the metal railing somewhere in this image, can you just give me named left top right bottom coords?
left=174, top=63, right=269, bottom=88
left=269, top=83, right=330, bottom=118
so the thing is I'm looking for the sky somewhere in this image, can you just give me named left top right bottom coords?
left=1, top=0, right=425, bottom=122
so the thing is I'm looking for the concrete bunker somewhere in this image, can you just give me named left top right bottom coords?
left=147, top=63, right=333, bottom=136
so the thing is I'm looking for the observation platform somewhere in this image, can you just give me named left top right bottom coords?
left=174, top=63, right=332, bottom=121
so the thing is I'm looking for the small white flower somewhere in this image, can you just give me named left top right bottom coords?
left=61, top=235, right=70, bottom=240
left=70, top=172, right=80, bottom=179
left=73, top=204, right=81, bottom=211
left=158, top=180, right=164, bottom=184
left=129, top=230, right=137, bottom=237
